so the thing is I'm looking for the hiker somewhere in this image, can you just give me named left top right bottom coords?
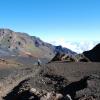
left=37, top=58, right=41, bottom=66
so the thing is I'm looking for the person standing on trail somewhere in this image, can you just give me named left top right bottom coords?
left=37, top=58, right=41, bottom=66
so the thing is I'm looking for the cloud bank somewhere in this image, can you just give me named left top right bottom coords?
left=50, top=40, right=99, bottom=53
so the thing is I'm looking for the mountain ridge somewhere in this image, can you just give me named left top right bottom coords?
left=0, top=28, right=76, bottom=59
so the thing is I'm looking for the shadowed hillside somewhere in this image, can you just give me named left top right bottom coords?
left=83, top=43, right=100, bottom=62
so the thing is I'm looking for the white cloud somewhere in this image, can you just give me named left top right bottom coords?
left=50, top=40, right=99, bottom=53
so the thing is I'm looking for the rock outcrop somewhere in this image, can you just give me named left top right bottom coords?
left=51, top=52, right=75, bottom=62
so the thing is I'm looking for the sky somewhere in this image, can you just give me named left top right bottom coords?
left=0, top=0, right=100, bottom=52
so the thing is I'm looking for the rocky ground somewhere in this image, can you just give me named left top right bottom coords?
left=0, top=57, right=100, bottom=100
